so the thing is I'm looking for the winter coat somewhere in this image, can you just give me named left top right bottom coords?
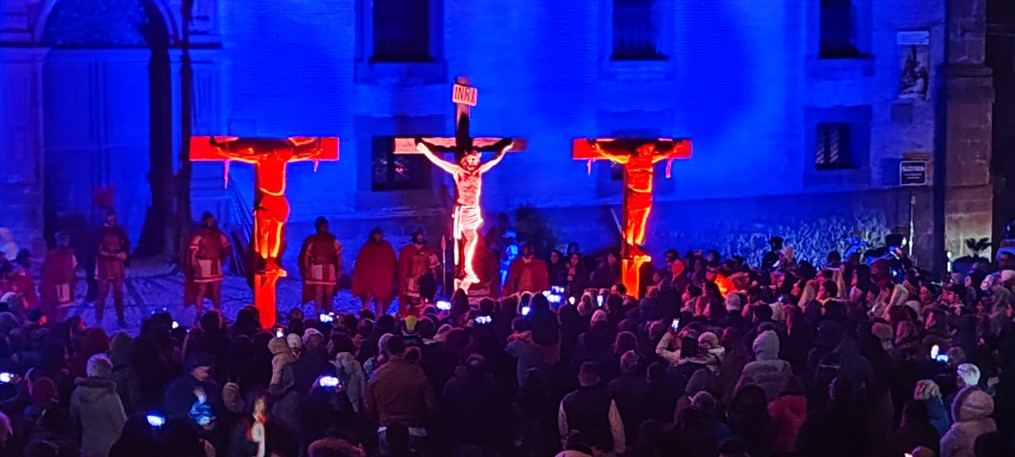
left=365, top=356, right=437, bottom=428
left=441, top=366, right=511, bottom=449
left=69, top=376, right=126, bottom=457
left=768, top=394, right=807, bottom=455
left=795, top=399, right=870, bottom=457
left=109, top=333, right=142, bottom=414
left=268, top=346, right=301, bottom=435
left=292, top=348, right=332, bottom=394
left=607, top=373, right=651, bottom=444
left=332, top=352, right=366, bottom=413
left=163, top=374, right=224, bottom=426
left=738, top=330, right=792, bottom=401
left=940, top=387, right=996, bottom=457
left=921, top=396, right=951, bottom=438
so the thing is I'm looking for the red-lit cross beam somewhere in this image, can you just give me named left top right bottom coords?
left=573, top=138, right=693, bottom=297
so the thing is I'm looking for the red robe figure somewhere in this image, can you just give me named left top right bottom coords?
left=95, top=211, right=129, bottom=327
left=397, top=229, right=440, bottom=317
left=184, top=213, right=231, bottom=315
left=40, top=231, right=77, bottom=322
left=8, top=248, right=39, bottom=312
left=299, top=217, right=343, bottom=314
left=504, top=243, right=550, bottom=296
left=351, top=227, right=398, bottom=314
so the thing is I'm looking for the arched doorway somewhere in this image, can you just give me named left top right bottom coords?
left=40, top=0, right=174, bottom=257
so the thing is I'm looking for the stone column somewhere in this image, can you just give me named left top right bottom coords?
left=940, top=0, right=995, bottom=262
left=0, top=47, right=49, bottom=256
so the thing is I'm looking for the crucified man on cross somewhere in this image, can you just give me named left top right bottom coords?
left=586, top=139, right=692, bottom=259
left=414, top=137, right=513, bottom=286
left=204, top=136, right=332, bottom=276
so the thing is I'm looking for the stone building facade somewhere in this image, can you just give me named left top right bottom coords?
left=0, top=0, right=995, bottom=272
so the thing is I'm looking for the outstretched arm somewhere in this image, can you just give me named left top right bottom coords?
left=478, top=140, right=513, bottom=174
left=590, top=141, right=631, bottom=165
left=207, top=137, right=260, bottom=164
left=289, top=137, right=328, bottom=162
left=416, top=139, right=461, bottom=175
left=651, top=139, right=691, bottom=163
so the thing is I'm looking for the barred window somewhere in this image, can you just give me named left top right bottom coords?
left=612, top=0, right=664, bottom=61
left=371, top=137, right=431, bottom=191
left=815, top=123, right=854, bottom=170
left=372, top=0, right=432, bottom=62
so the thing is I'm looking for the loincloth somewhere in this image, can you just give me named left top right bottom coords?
left=305, top=264, right=337, bottom=286
left=256, top=194, right=291, bottom=223
left=453, top=205, right=483, bottom=239
left=624, top=190, right=653, bottom=212
left=96, top=258, right=125, bottom=281
left=193, top=259, right=223, bottom=283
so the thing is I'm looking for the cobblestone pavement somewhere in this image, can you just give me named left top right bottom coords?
left=62, top=259, right=397, bottom=335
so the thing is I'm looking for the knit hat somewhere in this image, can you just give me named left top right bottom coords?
left=697, top=332, right=720, bottom=351
left=725, top=293, right=742, bottom=312
left=957, top=363, right=981, bottom=387
left=286, top=333, right=302, bottom=351
left=433, top=324, right=452, bottom=342
left=591, top=309, right=608, bottom=325
left=619, top=350, right=640, bottom=373
left=222, top=382, right=244, bottom=414
left=86, top=354, right=113, bottom=378
left=268, top=338, right=290, bottom=356
left=302, top=328, right=324, bottom=346
left=1001, top=270, right=1015, bottom=284
left=914, top=379, right=942, bottom=400
left=871, top=322, right=893, bottom=343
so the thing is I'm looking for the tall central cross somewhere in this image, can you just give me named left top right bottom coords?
left=190, top=136, right=340, bottom=328
left=573, top=137, right=693, bottom=297
left=394, top=77, right=526, bottom=294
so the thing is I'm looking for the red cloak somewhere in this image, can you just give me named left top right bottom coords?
left=504, top=256, right=550, bottom=296
left=39, top=247, right=77, bottom=320
left=351, top=239, right=398, bottom=303
left=10, top=267, right=38, bottom=310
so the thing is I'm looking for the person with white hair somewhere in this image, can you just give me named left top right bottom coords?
left=956, top=363, right=981, bottom=390
left=69, top=354, right=126, bottom=457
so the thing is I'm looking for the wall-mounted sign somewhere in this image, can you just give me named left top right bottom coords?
left=900, top=160, right=928, bottom=186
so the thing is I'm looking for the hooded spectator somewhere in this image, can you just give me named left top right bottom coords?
left=333, top=352, right=366, bottom=413
left=69, top=354, right=126, bottom=457
left=268, top=336, right=301, bottom=436
left=738, top=330, right=792, bottom=401
left=941, top=386, right=996, bottom=457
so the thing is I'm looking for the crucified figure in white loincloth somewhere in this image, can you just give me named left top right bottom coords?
left=415, top=138, right=513, bottom=289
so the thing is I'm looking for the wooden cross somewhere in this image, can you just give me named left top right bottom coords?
left=573, top=137, right=693, bottom=297
left=393, top=77, right=526, bottom=294
left=190, top=136, right=340, bottom=327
